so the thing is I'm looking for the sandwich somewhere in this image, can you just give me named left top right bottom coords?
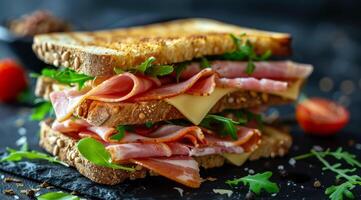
left=32, top=18, right=313, bottom=188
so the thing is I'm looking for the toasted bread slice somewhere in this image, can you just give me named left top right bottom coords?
left=32, top=18, right=291, bottom=76
left=39, top=119, right=292, bottom=185
left=36, top=76, right=291, bottom=126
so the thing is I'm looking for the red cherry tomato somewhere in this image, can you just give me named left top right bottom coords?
left=0, top=59, right=28, bottom=102
left=296, top=98, right=349, bottom=135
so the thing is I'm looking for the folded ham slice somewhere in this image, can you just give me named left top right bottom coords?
left=180, top=60, right=313, bottom=80
left=131, top=156, right=201, bottom=188
left=50, top=72, right=157, bottom=122
left=134, top=68, right=216, bottom=101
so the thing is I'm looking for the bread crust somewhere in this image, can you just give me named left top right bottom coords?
left=32, top=18, right=291, bottom=76
left=39, top=120, right=292, bottom=185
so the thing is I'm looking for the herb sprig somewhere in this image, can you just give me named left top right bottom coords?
left=0, top=147, right=68, bottom=167
left=37, top=191, right=80, bottom=200
left=226, top=171, right=279, bottom=195
left=30, top=100, right=53, bottom=121
left=222, top=34, right=272, bottom=75
left=77, top=137, right=135, bottom=172
left=32, top=68, right=94, bottom=90
left=294, top=148, right=361, bottom=200
left=114, top=57, right=174, bottom=77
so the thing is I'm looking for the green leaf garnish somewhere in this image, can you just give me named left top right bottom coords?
left=222, top=34, right=272, bottom=75
left=134, top=57, right=174, bottom=77
left=200, top=114, right=240, bottom=140
left=37, top=191, right=80, bottom=200
left=77, top=137, right=134, bottom=171
left=325, top=182, right=355, bottom=200
left=174, top=62, right=188, bottom=82
left=145, top=65, right=174, bottom=76
left=113, top=67, right=124, bottom=74
left=145, top=121, right=153, bottom=128
left=200, top=57, right=211, bottom=69
left=40, top=68, right=94, bottom=89
left=0, top=148, right=68, bottom=166
left=294, top=148, right=361, bottom=200
left=110, top=125, right=126, bottom=141
left=138, top=57, right=156, bottom=73
left=226, top=171, right=279, bottom=195
left=30, top=101, right=53, bottom=121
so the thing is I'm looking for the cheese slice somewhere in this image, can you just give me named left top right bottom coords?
left=166, top=79, right=304, bottom=125
left=222, top=153, right=251, bottom=166
left=269, top=79, right=304, bottom=100
left=165, top=88, right=235, bottom=125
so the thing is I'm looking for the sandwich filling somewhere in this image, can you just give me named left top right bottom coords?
left=49, top=60, right=312, bottom=123
left=40, top=59, right=312, bottom=188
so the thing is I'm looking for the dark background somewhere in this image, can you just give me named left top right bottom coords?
left=0, top=0, right=360, bottom=199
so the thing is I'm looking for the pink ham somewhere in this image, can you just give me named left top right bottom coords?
left=131, top=156, right=201, bottom=188
left=50, top=72, right=157, bottom=122
left=134, top=68, right=216, bottom=101
left=180, top=60, right=313, bottom=80
left=107, top=143, right=190, bottom=161
left=120, top=125, right=205, bottom=146
left=216, top=77, right=288, bottom=92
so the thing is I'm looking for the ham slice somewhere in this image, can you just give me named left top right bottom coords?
left=134, top=68, right=216, bottom=101
left=131, top=156, right=201, bottom=188
left=216, top=77, right=288, bottom=92
left=107, top=143, right=190, bottom=161
left=180, top=60, right=313, bottom=80
left=120, top=125, right=205, bottom=146
left=50, top=72, right=157, bottom=122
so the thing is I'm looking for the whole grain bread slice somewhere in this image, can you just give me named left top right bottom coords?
left=32, top=18, right=291, bottom=76
left=36, top=77, right=291, bottom=126
left=39, top=119, right=292, bottom=185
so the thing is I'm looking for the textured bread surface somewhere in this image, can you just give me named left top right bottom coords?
left=32, top=18, right=291, bottom=76
left=39, top=120, right=292, bottom=185
left=35, top=77, right=291, bottom=126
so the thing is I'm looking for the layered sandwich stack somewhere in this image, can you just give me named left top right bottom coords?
left=32, top=19, right=313, bottom=188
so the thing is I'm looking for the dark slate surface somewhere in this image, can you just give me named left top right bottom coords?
left=0, top=1, right=360, bottom=199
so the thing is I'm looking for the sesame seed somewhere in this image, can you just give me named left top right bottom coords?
left=289, top=158, right=296, bottom=167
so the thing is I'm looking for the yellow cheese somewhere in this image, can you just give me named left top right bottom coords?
left=165, top=79, right=304, bottom=125
left=222, top=153, right=251, bottom=166
left=165, top=88, right=235, bottom=125
left=269, top=79, right=304, bottom=100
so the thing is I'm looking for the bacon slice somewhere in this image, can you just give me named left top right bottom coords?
left=134, top=68, right=216, bottom=101
left=180, top=61, right=313, bottom=80
left=107, top=143, right=190, bottom=161
left=131, top=156, right=201, bottom=188
left=216, top=77, right=288, bottom=92
left=50, top=72, right=157, bottom=121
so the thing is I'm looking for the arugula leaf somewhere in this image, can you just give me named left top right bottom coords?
left=200, top=57, right=211, bottom=69
left=325, top=182, right=355, bottom=200
left=145, top=65, right=174, bottom=76
left=135, top=57, right=174, bottom=77
left=77, top=137, right=134, bottom=171
left=37, top=191, right=80, bottom=200
left=30, top=101, right=53, bottom=121
left=113, top=67, right=124, bottom=74
left=138, top=57, right=156, bottom=73
left=40, top=68, right=94, bottom=89
left=145, top=121, right=153, bottom=128
left=295, top=149, right=361, bottom=200
left=110, top=125, right=127, bottom=141
left=174, top=62, right=188, bottom=82
left=226, top=171, right=279, bottom=195
left=200, top=115, right=240, bottom=140
left=0, top=148, right=68, bottom=166
left=222, top=34, right=272, bottom=75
